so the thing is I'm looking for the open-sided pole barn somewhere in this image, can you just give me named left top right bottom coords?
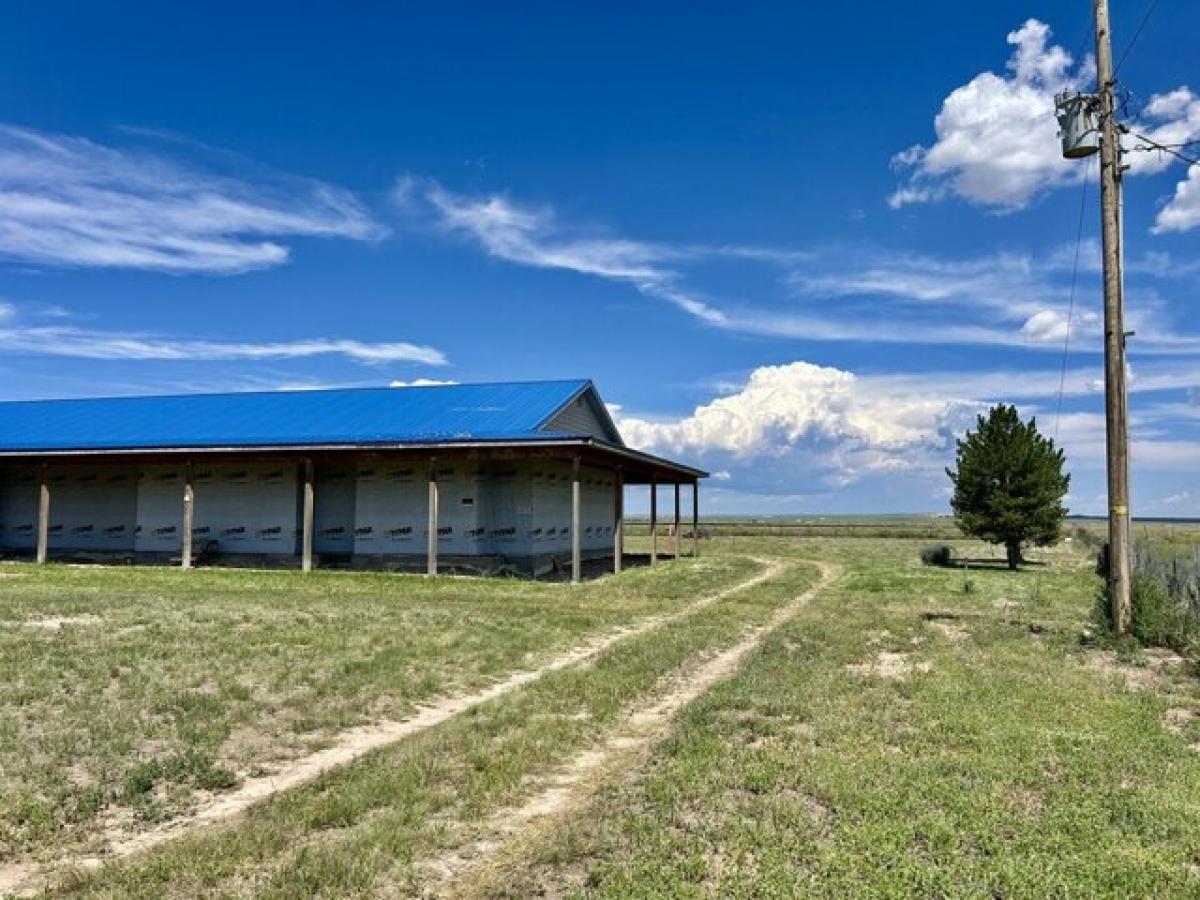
left=0, top=380, right=703, bottom=580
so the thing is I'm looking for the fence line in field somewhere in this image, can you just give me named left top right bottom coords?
left=623, top=521, right=963, bottom=540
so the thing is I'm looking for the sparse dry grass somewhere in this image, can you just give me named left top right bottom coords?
left=30, top=560, right=818, bottom=898
left=0, top=556, right=757, bottom=863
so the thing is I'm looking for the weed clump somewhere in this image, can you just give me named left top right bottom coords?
left=122, top=750, right=238, bottom=801
left=920, top=545, right=954, bottom=567
left=1093, top=540, right=1200, bottom=655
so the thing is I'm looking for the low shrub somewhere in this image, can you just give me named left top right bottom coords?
left=920, top=545, right=954, bottom=567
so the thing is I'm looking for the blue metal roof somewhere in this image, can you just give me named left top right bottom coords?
left=0, top=380, right=605, bottom=452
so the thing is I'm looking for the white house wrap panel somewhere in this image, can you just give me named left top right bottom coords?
left=49, top=467, right=138, bottom=551
left=191, top=463, right=298, bottom=554
left=483, top=463, right=533, bottom=557
left=353, top=460, right=426, bottom=555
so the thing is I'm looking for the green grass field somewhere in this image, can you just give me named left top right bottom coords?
left=2, top=524, right=1199, bottom=897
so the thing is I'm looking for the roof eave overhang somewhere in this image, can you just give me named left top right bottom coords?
left=0, top=436, right=707, bottom=481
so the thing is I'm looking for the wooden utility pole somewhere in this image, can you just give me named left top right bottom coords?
left=1094, top=0, right=1133, bottom=635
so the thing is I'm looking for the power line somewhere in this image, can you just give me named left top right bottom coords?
left=1053, top=158, right=1093, bottom=442
left=1113, top=0, right=1162, bottom=78
left=1127, top=129, right=1200, bottom=167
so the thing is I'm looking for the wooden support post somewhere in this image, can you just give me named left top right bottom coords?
left=426, top=458, right=439, bottom=577
left=613, top=469, right=623, bottom=574
left=36, top=470, right=49, bottom=564
left=571, top=456, right=582, bottom=584
left=673, top=482, right=681, bottom=557
left=692, top=480, right=700, bottom=557
left=650, top=477, right=658, bottom=565
left=300, top=458, right=315, bottom=573
left=181, top=463, right=194, bottom=570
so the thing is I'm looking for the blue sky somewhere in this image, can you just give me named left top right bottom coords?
left=1, top=1, right=1198, bottom=515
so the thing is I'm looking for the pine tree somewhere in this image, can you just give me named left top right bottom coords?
left=947, top=405, right=1070, bottom=570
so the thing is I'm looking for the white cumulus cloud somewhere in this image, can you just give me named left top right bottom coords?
left=892, top=20, right=1200, bottom=230
left=1019, top=307, right=1101, bottom=344
left=1153, top=164, right=1200, bottom=233
left=890, top=20, right=1087, bottom=210
left=617, top=361, right=979, bottom=486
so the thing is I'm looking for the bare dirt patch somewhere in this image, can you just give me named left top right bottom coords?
left=417, top=561, right=840, bottom=898
left=1163, top=707, right=1196, bottom=735
left=716, top=708, right=816, bottom=746
left=928, top=620, right=970, bottom=644
left=846, top=651, right=932, bottom=682
left=1008, top=787, right=1045, bottom=819
left=16, top=614, right=100, bottom=631
left=1085, top=648, right=1187, bottom=692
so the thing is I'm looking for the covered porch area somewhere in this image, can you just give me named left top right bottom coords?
left=0, top=438, right=704, bottom=583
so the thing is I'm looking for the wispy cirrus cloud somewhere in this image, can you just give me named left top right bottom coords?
left=0, top=303, right=446, bottom=366
left=0, top=325, right=446, bottom=365
left=0, top=125, right=384, bottom=273
left=393, top=176, right=1200, bottom=355
left=890, top=19, right=1200, bottom=233
left=394, top=175, right=732, bottom=326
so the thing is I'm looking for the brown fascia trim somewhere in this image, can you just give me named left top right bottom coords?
left=0, top=437, right=707, bottom=481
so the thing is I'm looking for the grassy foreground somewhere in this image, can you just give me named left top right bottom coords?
left=5, top=528, right=1200, bottom=898
left=40, top=560, right=819, bottom=897
left=0, top=556, right=758, bottom=861
left=489, top=535, right=1200, bottom=897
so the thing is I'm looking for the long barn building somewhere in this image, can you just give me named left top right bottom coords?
left=0, top=380, right=703, bottom=580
